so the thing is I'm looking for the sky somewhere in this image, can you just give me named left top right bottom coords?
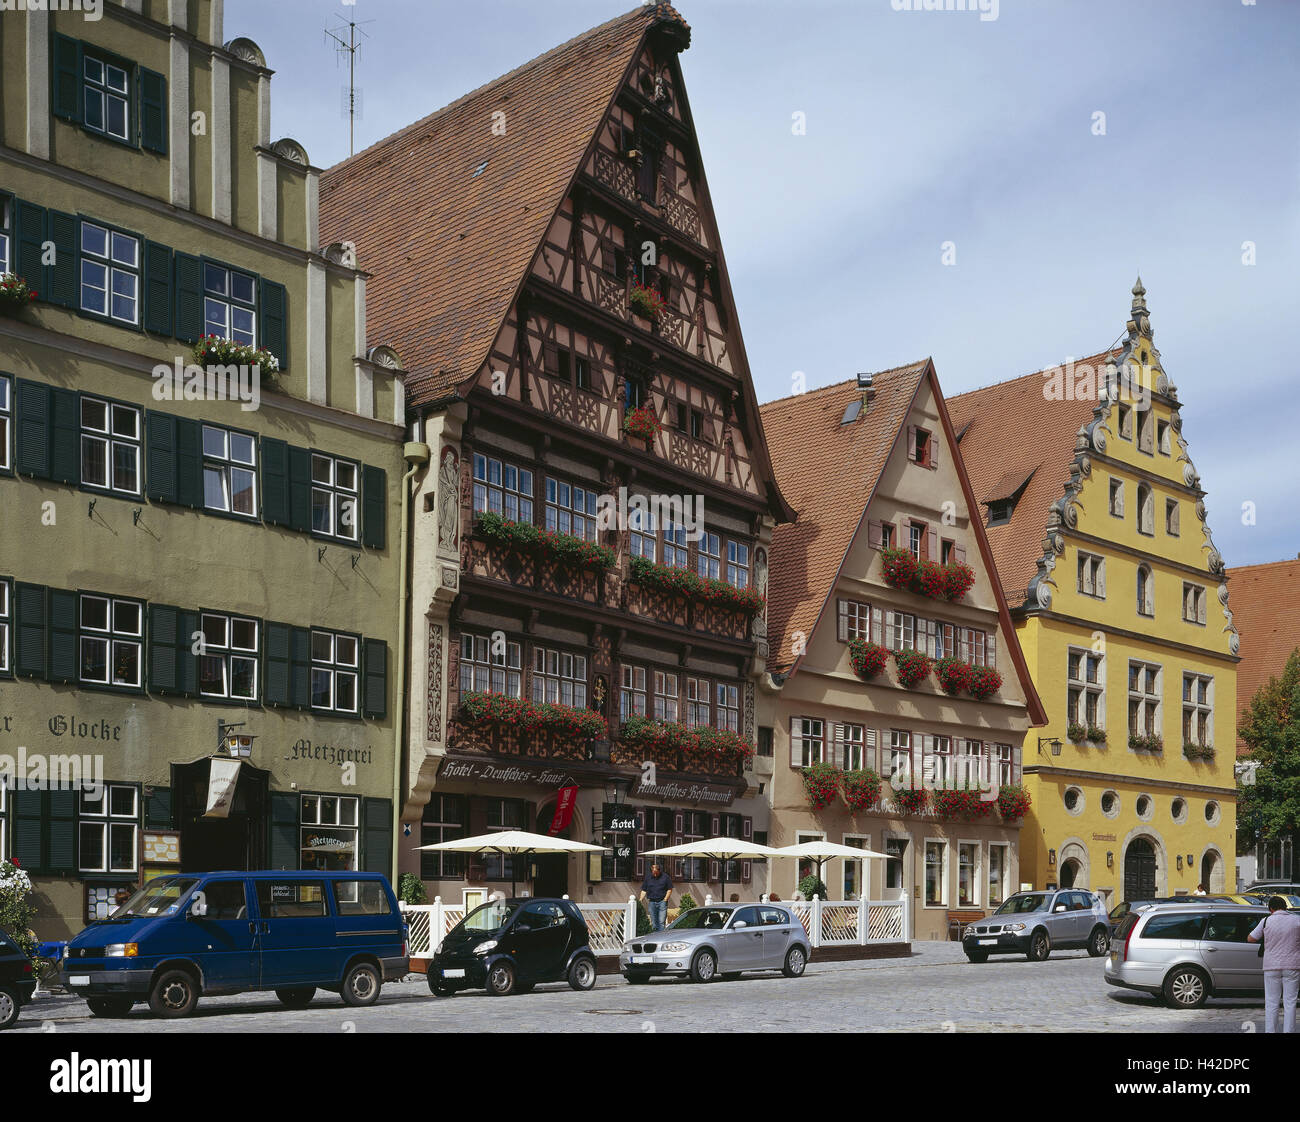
left=229, top=0, right=1300, bottom=569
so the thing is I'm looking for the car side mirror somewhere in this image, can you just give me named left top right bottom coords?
left=732, top=920, right=747, bottom=929
left=1054, top=905, right=1067, bottom=912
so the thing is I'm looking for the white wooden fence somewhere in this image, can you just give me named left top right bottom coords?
left=401, top=893, right=908, bottom=957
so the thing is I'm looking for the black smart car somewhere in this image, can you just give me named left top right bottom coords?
left=0, top=928, right=38, bottom=1030
left=428, top=897, right=597, bottom=997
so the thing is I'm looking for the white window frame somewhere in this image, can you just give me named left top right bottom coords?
left=78, top=783, right=139, bottom=874
left=544, top=477, right=598, bottom=541
left=685, top=676, right=710, bottom=728
left=79, top=395, right=141, bottom=497
left=460, top=632, right=522, bottom=698
left=1127, top=659, right=1162, bottom=737
left=531, top=647, right=588, bottom=708
left=794, top=829, right=827, bottom=893
left=995, top=743, right=1014, bottom=786
left=957, top=840, right=981, bottom=908
left=0, top=372, right=10, bottom=473
left=82, top=52, right=131, bottom=141
left=628, top=505, right=657, bottom=561
left=619, top=663, right=647, bottom=720
left=79, top=221, right=139, bottom=325
left=841, top=723, right=865, bottom=771
left=889, top=611, right=915, bottom=652
left=889, top=729, right=912, bottom=783
left=841, top=833, right=872, bottom=901
left=1067, top=647, right=1105, bottom=729
left=202, top=424, right=258, bottom=518
left=472, top=453, right=534, bottom=523
left=697, top=531, right=721, bottom=580
left=202, top=261, right=257, bottom=345
left=311, top=454, right=359, bottom=541
left=79, top=593, right=143, bottom=689
left=1077, top=552, right=1105, bottom=598
left=661, top=518, right=688, bottom=569
left=924, top=838, right=949, bottom=909
left=795, top=718, right=824, bottom=767
left=198, top=613, right=259, bottom=701
left=300, top=793, right=360, bottom=872
left=651, top=669, right=678, bottom=722
left=726, top=540, right=750, bottom=589
left=1182, top=673, right=1214, bottom=748
left=310, top=630, right=360, bottom=714
left=1182, top=582, right=1206, bottom=625
left=0, top=196, right=10, bottom=277
left=837, top=598, right=872, bottom=642
left=988, top=842, right=1010, bottom=908
left=716, top=682, right=740, bottom=732
left=1108, top=477, right=1124, bottom=518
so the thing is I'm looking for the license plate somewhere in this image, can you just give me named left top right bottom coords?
left=69, top=976, right=90, bottom=986
left=977, top=939, right=996, bottom=946
left=442, top=968, right=465, bottom=978
left=630, top=954, right=654, bottom=964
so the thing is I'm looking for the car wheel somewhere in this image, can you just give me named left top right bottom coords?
left=86, top=996, right=134, bottom=1018
left=274, top=987, right=316, bottom=1009
left=690, top=948, right=718, bottom=983
left=783, top=945, right=808, bottom=978
left=1087, top=926, right=1110, bottom=957
left=1026, top=929, right=1051, bottom=962
left=624, top=972, right=650, bottom=985
left=487, top=960, right=517, bottom=996
left=1163, top=966, right=1209, bottom=1009
left=0, top=986, right=19, bottom=1030
left=148, top=969, right=199, bottom=1018
left=567, top=956, right=597, bottom=992
left=427, top=976, right=456, bottom=997
left=965, top=952, right=988, bottom=964
left=340, top=962, right=381, bottom=1008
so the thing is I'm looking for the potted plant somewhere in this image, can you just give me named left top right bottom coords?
left=1183, top=741, right=1215, bottom=762
left=628, top=279, right=666, bottom=323
left=1128, top=732, right=1164, bottom=754
left=997, top=783, right=1032, bottom=821
left=892, top=786, right=929, bottom=815
left=0, top=272, right=37, bottom=316
left=943, top=561, right=976, bottom=601
left=842, top=769, right=882, bottom=813
left=628, top=554, right=765, bottom=616
left=398, top=873, right=427, bottom=906
left=879, top=547, right=919, bottom=590
left=847, top=639, right=889, bottom=680
left=934, top=787, right=995, bottom=820
left=968, top=665, right=1002, bottom=700
left=934, top=657, right=974, bottom=695
left=1086, top=725, right=1107, bottom=745
left=914, top=559, right=946, bottom=599
left=192, top=335, right=281, bottom=375
left=622, top=403, right=662, bottom=444
left=892, top=648, right=932, bottom=689
left=797, top=874, right=830, bottom=902
left=802, top=762, right=841, bottom=810
left=0, top=858, right=38, bottom=956
left=1066, top=721, right=1087, bottom=743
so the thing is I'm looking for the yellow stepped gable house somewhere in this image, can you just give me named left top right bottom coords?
left=949, top=280, right=1240, bottom=906
left=759, top=360, right=1046, bottom=942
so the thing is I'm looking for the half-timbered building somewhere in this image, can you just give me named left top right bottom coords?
left=320, top=4, right=793, bottom=905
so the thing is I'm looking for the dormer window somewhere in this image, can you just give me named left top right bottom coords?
left=987, top=499, right=1014, bottom=527
left=910, top=427, right=933, bottom=466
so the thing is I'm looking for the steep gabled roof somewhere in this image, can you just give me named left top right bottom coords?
left=948, top=349, right=1119, bottom=604
left=319, top=4, right=687, bottom=407
left=1226, top=558, right=1300, bottom=753
left=759, top=362, right=1047, bottom=724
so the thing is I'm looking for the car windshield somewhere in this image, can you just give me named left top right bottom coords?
left=111, top=877, right=199, bottom=919
left=670, top=908, right=732, bottom=931
left=995, top=894, right=1050, bottom=915
left=457, top=901, right=516, bottom=936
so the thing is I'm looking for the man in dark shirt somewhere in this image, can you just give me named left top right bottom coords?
left=639, top=863, right=673, bottom=931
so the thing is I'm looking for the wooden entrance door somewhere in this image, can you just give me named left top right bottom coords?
left=1124, top=838, right=1157, bottom=900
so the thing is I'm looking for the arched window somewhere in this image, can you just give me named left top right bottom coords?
left=1136, top=483, right=1155, bottom=535
left=1136, top=564, right=1154, bottom=617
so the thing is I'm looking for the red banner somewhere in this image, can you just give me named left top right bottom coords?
left=548, top=785, right=579, bottom=835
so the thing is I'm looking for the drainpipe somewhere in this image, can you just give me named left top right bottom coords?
left=392, top=440, right=430, bottom=887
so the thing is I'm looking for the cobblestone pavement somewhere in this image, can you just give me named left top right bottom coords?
left=11, top=942, right=1272, bottom=1033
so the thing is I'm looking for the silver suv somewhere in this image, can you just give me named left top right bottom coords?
left=1105, top=902, right=1268, bottom=1008
left=963, top=889, right=1110, bottom=962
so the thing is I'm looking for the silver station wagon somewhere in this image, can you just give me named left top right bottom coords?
left=1105, top=902, right=1268, bottom=1008
left=620, top=903, right=812, bottom=984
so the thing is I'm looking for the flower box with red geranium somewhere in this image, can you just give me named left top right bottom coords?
left=0, top=272, right=37, bottom=315
left=968, top=665, right=1002, bottom=700
left=847, top=639, right=889, bottom=680
left=842, top=769, right=882, bottom=813
left=892, top=648, right=932, bottom=689
left=914, top=560, right=947, bottom=599
left=628, top=280, right=666, bottom=322
left=620, top=714, right=754, bottom=762
left=622, top=404, right=662, bottom=443
left=892, top=786, right=929, bottom=815
left=943, top=562, right=975, bottom=601
left=459, top=691, right=607, bottom=741
left=802, top=762, right=841, bottom=811
left=474, top=512, right=616, bottom=571
left=933, top=657, right=974, bottom=695
left=934, top=787, right=996, bottom=820
left=628, top=555, right=765, bottom=617
left=879, top=547, right=919, bottom=590
left=997, top=783, right=1032, bottom=821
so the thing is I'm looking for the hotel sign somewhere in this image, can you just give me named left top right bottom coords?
left=635, top=777, right=737, bottom=806
left=438, top=756, right=580, bottom=790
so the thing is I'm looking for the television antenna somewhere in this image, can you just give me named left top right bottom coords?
left=325, top=7, right=374, bottom=158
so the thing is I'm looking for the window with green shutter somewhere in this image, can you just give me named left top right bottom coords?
left=143, top=241, right=173, bottom=335
left=11, top=788, right=78, bottom=875
left=14, top=201, right=45, bottom=289
left=263, top=621, right=292, bottom=707
left=45, top=209, right=78, bottom=309
left=138, top=67, right=167, bottom=154
left=269, top=791, right=300, bottom=871
left=361, top=797, right=393, bottom=875
left=363, top=639, right=387, bottom=719
left=145, top=410, right=203, bottom=508
left=260, top=437, right=291, bottom=527
left=14, top=582, right=46, bottom=679
left=148, top=603, right=198, bottom=697
left=361, top=465, right=387, bottom=549
left=258, top=279, right=288, bottom=370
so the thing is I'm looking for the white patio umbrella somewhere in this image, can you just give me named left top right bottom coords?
left=643, top=837, right=783, bottom=906
left=415, top=829, right=609, bottom=896
left=773, top=840, right=889, bottom=899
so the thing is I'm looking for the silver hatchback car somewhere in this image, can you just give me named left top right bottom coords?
left=620, top=903, right=812, bottom=984
left=1104, top=902, right=1268, bottom=1008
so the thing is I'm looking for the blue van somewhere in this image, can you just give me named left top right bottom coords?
left=62, top=871, right=408, bottom=1018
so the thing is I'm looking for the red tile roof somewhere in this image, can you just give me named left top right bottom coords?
left=1226, top=558, right=1300, bottom=753
left=948, top=350, right=1119, bottom=603
left=319, top=4, right=687, bottom=407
